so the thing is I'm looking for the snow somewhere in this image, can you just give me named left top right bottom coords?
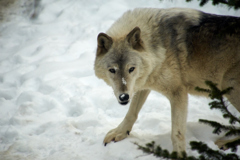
left=0, top=0, right=240, bottom=160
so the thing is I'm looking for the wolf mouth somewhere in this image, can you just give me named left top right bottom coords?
left=119, top=101, right=129, bottom=105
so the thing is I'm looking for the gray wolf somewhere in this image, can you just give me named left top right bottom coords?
left=94, top=8, right=240, bottom=157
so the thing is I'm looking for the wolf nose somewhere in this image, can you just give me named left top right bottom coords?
left=119, top=94, right=129, bottom=102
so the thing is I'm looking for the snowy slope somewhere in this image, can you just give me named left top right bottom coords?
left=0, top=0, right=240, bottom=160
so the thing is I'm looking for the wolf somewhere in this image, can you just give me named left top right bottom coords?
left=94, top=8, right=240, bottom=156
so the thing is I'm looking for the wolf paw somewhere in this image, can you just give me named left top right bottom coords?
left=103, top=128, right=130, bottom=146
left=215, top=139, right=230, bottom=150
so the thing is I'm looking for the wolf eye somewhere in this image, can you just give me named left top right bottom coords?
left=129, top=67, right=135, bottom=73
left=109, top=68, right=116, bottom=74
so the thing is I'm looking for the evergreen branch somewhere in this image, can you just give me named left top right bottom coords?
left=210, top=98, right=240, bottom=125
left=195, top=86, right=211, bottom=94
left=205, top=81, right=222, bottom=100
left=191, top=141, right=240, bottom=159
left=190, top=141, right=224, bottom=159
left=225, top=138, right=240, bottom=152
left=136, top=141, right=240, bottom=160
left=221, top=87, right=234, bottom=95
left=185, top=0, right=240, bottom=10
left=225, top=127, right=240, bottom=137
left=199, top=119, right=231, bottom=134
left=135, top=142, right=181, bottom=159
left=209, top=101, right=223, bottom=110
left=197, top=81, right=240, bottom=152
left=209, top=100, right=240, bottom=124
left=200, top=0, right=209, bottom=6
left=196, top=81, right=240, bottom=125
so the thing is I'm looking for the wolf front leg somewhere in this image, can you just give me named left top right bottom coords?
left=169, top=88, right=188, bottom=157
left=103, top=89, right=150, bottom=146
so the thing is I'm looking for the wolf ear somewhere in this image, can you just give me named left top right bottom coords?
left=127, top=27, right=144, bottom=51
left=97, top=33, right=113, bottom=56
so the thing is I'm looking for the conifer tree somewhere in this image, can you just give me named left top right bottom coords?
left=196, top=81, right=240, bottom=152
left=135, top=81, right=240, bottom=159
left=135, top=141, right=240, bottom=160
left=186, top=0, right=240, bottom=10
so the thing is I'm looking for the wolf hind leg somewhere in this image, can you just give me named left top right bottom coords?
left=103, top=89, right=150, bottom=145
left=221, top=63, right=240, bottom=112
left=215, top=63, right=240, bottom=150
left=215, top=137, right=240, bottom=150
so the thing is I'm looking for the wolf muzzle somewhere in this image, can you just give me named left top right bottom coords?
left=119, top=93, right=129, bottom=105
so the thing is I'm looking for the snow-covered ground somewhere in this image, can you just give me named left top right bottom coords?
left=0, top=0, right=240, bottom=159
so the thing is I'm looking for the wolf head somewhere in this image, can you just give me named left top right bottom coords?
left=94, top=27, right=147, bottom=105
